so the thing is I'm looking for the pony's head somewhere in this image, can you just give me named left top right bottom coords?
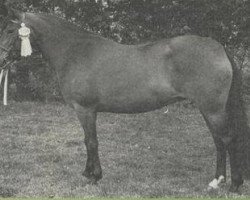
left=0, top=6, right=27, bottom=65
left=0, top=20, right=20, bottom=66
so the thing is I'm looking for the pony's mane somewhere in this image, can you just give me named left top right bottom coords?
left=26, top=12, right=162, bottom=48
left=29, top=12, right=101, bottom=38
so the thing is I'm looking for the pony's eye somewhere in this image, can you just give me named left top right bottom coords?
left=7, top=30, right=14, bottom=34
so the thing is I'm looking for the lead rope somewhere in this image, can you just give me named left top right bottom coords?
left=0, top=70, right=4, bottom=104
left=0, top=67, right=9, bottom=106
left=0, top=62, right=9, bottom=105
left=3, top=69, right=8, bottom=105
left=0, top=61, right=15, bottom=105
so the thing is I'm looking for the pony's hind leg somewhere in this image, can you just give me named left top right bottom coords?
left=227, top=138, right=244, bottom=192
left=202, top=108, right=244, bottom=193
left=73, top=103, right=102, bottom=184
left=201, top=110, right=228, bottom=190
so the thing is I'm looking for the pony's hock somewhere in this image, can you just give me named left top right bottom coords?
left=0, top=7, right=249, bottom=193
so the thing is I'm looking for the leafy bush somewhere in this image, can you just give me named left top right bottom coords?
left=1, top=0, right=250, bottom=102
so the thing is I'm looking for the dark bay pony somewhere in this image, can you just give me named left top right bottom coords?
left=0, top=8, right=249, bottom=193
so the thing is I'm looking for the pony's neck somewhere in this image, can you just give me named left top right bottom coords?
left=25, top=13, right=84, bottom=67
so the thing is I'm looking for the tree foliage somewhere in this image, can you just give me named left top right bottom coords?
left=0, top=0, right=249, bottom=101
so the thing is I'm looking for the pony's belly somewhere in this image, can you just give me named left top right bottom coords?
left=96, top=95, right=183, bottom=113
left=96, top=78, right=184, bottom=113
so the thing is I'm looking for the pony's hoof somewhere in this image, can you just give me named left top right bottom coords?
left=229, top=179, right=243, bottom=194
left=207, top=186, right=218, bottom=191
left=207, top=176, right=225, bottom=192
left=82, top=170, right=102, bottom=185
left=229, top=185, right=240, bottom=194
left=82, top=172, right=98, bottom=185
left=82, top=170, right=92, bottom=179
left=86, top=177, right=98, bottom=185
left=207, top=185, right=219, bottom=195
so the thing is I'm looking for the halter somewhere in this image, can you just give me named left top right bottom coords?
left=0, top=12, right=26, bottom=54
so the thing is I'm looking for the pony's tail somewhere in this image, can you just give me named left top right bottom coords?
left=226, top=49, right=250, bottom=179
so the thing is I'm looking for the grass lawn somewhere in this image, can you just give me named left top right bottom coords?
left=0, top=101, right=249, bottom=197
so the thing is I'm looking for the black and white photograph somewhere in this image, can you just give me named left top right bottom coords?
left=0, top=0, right=249, bottom=197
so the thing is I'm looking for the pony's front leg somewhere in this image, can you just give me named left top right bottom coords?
left=73, top=103, right=102, bottom=184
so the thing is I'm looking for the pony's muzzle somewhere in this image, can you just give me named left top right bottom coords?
left=0, top=53, right=8, bottom=67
